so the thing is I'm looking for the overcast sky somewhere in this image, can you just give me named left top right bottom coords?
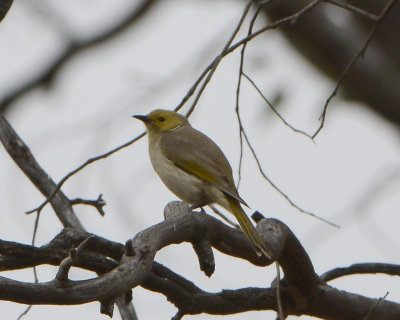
left=1, top=1, right=399, bottom=319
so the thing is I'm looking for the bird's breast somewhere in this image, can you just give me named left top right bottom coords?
left=149, top=141, right=210, bottom=205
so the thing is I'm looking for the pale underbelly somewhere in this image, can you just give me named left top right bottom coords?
left=152, top=157, right=227, bottom=208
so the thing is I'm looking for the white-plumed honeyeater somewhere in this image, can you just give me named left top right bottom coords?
left=134, top=109, right=271, bottom=258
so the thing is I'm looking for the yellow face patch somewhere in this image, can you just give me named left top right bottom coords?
left=147, top=109, right=188, bottom=132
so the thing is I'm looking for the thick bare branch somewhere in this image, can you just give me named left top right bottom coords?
left=0, top=236, right=117, bottom=274
left=143, top=271, right=279, bottom=315
left=0, top=202, right=272, bottom=306
left=0, top=114, right=84, bottom=230
left=144, top=275, right=400, bottom=320
left=321, top=263, right=400, bottom=282
left=254, top=213, right=319, bottom=299
left=143, top=254, right=400, bottom=319
left=0, top=0, right=12, bottom=23
left=311, top=285, right=400, bottom=320
left=0, top=204, right=399, bottom=319
left=116, top=297, right=138, bottom=320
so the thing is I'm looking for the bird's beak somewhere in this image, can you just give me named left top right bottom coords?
left=132, top=114, right=151, bottom=123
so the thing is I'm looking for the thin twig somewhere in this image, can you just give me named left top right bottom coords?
left=235, top=3, right=263, bottom=189
left=242, top=72, right=313, bottom=140
left=20, top=211, right=42, bottom=320
left=227, top=0, right=322, bottom=55
left=175, top=0, right=322, bottom=114
left=26, top=133, right=145, bottom=215
left=31, top=210, right=41, bottom=285
left=312, top=0, right=399, bottom=139
left=275, top=262, right=285, bottom=319
left=16, top=305, right=33, bottom=320
left=321, top=263, right=400, bottom=282
left=242, top=124, right=339, bottom=227
left=31, top=211, right=41, bottom=249
left=184, top=0, right=253, bottom=118
left=363, top=292, right=389, bottom=320
left=231, top=1, right=337, bottom=227
left=70, top=194, right=106, bottom=217
left=323, top=0, right=379, bottom=20
left=236, top=129, right=244, bottom=189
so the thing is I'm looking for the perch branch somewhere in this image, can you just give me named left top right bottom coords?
left=321, top=263, right=400, bottom=282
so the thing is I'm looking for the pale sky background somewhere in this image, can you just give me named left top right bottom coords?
left=0, top=1, right=399, bottom=319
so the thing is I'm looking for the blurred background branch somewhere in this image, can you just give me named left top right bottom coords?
left=0, top=0, right=157, bottom=114
left=261, top=0, right=400, bottom=129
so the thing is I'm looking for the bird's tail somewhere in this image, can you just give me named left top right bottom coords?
left=229, top=200, right=272, bottom=259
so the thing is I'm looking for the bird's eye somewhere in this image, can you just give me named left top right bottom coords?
left=158, top=117, right=165, bottom=122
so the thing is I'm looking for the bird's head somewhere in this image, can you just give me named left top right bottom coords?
left=133, top=109, right=189, bottom=135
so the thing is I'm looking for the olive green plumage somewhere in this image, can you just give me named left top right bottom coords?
left=134, top=109, right=271, bottom=258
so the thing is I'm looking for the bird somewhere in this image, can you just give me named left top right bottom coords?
left=133, top=109, right=271, bottom=258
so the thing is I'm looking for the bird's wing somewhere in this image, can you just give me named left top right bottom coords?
left=159, top=126, right=247, bottom=206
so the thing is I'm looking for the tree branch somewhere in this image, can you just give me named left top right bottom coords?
left=0, top=113, right=84, bottom=230
left=0, top=202, right=271, bottom=306
left=0, top=203, right=399, bottom=319
left=323, top=0, right=379, bottom=20
left=321, top=263, right=400, bottom=282
left=312, top=0, right=399, bottom=138
left=0, top=116, right=137, bottom=318
left=70, top=194, right=106, bottom=217
left=0, top=0, right=12, bottom=23
left=311, top=285, right=400, bottom=320
left=263, top=0, right=400, bottom=131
